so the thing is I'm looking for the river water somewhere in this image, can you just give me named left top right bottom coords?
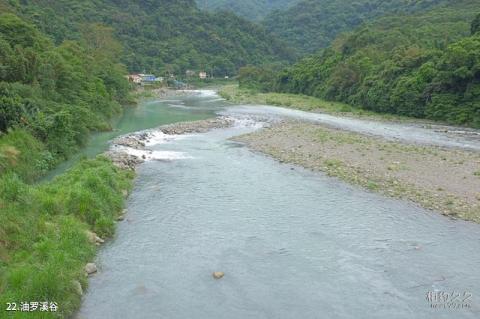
left=78, top=91, right=480, bottom=319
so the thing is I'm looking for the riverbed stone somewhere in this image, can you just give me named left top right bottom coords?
left=85, top=231, right=104, bottom=245
left=72, top=280, right=83, bottom=296
left=212, top=272, right=225, bottom=279
left=85, top=263, right=97, bottom=275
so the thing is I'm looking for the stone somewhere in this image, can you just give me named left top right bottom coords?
left=122, top=189, right=129, bottom=198
left=117, top=209, right=127, bottom=221
left=72, top=280, right=83, bottom=296
left=85, top=231, right=96, bottom=244
left=212, top=272, right=225, bottom=279
left=85, top=230, right=104, bottom=244
left=85, top=263, right=97, bottom=275
left=95, top=235, right=104, bottom=244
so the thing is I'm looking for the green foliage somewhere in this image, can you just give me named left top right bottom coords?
left=0, top=13, right=130, bottom=170
left=472, top=13, right=480, bottom=35
left=3, top=0, right=294, bottom=76
left=260, top=3, right=480, bottom=127
left=197, top=0, right=298, bottom=21
left=263, top=0, right=459, bottom=55
left=0, top=128, right=53, bottom=182
left=238, top=66, right=279, bottom=92
left=0, top=157, right=133, bottom=318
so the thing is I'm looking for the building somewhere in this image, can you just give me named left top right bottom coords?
left=199, top=71, right=207, bottom=79
left=128, top=74, right=142, bottom=85
left=139, top=74, right=156, bottom=83
left=128, top=73, right=163, bottom=85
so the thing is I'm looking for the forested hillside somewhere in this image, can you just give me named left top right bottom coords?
left=0, top=13, right=130, bottom=180
left=245, top=1, right=480, bottom=127
left=196, top=0, right=298, bottom=21
left=263, top=0, right=453, bottom=55
left=1, top=0, right=293, bottom=76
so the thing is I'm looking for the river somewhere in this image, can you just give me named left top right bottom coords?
left=78, top=91, right=480, bottom=319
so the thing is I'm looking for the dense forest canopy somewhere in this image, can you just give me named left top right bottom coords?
left=263, top=0, right=455, bottom=55
left=1, top=0, right=294, bottom=76
left=243, top=1, right=480, bottom=127
left=196, top=0, right=298, bottom=21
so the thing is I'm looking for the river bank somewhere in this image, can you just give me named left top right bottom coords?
left=219, top=84, right=418, bottom=122
left=220, top=85, right=480, bottom=139
left=105, top=117, right=235, bottom=170
left=0, top=89, right=224, bottom=319
left=0, top=156, right=134, bottom=318
left=233, top=120, right=480, bottom=223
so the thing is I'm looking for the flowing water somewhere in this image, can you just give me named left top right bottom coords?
left=224, top=105, right=480, bottom=151
left=41, top=91, right=222, bottom=181
left=79, top=91, right=480, bottom=319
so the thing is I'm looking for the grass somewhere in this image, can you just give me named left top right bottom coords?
left=0, top=129, right=57, bottom=183
left=0, top=156, right=134, bottom=318
left=219, top=84, right=428, bottom=122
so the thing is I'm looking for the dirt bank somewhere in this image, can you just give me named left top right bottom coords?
left=233, top=121, right=480, bottom=223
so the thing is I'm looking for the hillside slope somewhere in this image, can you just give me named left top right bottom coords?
left=1, top=0, right=294, bottom=75
left=268, top=2, right=480, bottom=126
left=196, top=0, right=298, bottom=21
left=263, top=0, right=453, bottom=55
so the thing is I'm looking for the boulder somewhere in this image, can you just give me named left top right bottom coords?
left=85, top=263, right=97, bottom=275
left=212, top=272, right=225, bottom=280
left=85, top=231, right=104, bottom=245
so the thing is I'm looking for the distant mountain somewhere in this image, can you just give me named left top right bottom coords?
left=263, top=0, right=454, bottom=55
left=196, top=0, right=298, bottom=21
left=1, top=0, right=294, bottom=75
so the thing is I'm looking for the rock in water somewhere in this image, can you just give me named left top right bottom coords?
left=85, top=263, right=97, bottom=275
left=212, top=272, right=225, bottom=279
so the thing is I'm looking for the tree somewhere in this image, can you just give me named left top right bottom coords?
left=472, top=13, right=480, bottom=35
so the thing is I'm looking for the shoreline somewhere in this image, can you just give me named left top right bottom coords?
left=105, top=117, right=235, bottom=170
left=232, top=120, right=480, bottom=224
left=219, top=84, right=480, bottom=135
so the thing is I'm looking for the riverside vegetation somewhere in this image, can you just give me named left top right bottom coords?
left=0, top=12, right=134, bottom=318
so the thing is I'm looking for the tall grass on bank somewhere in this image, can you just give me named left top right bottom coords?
left=219, top=84, right=424, bottom=122
left=0, top=157, right=134, bottom=318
